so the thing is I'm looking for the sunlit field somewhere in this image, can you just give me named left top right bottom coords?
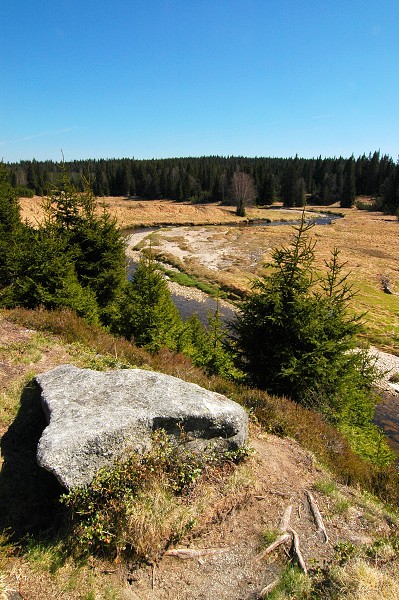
left=19, top=196, right=399, bottom=353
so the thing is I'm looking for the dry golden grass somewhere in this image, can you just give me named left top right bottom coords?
left=333, top=558, right=399, bottom=600
left=19, top=195, right=313, bottom=228
left=18, top=196, right=399, bottom=351
left=18, top=195, right=239, bottom=228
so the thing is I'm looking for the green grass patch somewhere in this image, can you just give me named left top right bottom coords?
left=313, top=479, right=339, bottom=496
left=159, top=265, right=228, bottom=298
left=352, top=279, right=399, bottom=354
left=0, top=373, right=35, bottom=430
left=266, top=565, right=312, bottom=599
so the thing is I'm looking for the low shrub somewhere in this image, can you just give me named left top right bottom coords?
left=61, top=429, right=248, bottom=561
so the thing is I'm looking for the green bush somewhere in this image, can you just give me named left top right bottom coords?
left=15, top=185, right=35, bottom=198
left=232, top=214, right=378, bottom=431
left=61, top=429, right=245, bottom=560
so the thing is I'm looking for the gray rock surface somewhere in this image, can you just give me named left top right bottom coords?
left=35, top=365, right=248, bottom=490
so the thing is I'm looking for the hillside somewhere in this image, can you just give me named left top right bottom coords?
left=1, top=312, right=399, bottom=599
left=1, top=197, right=398, bottom=598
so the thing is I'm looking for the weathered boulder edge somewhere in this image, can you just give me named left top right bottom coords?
left=35, top=365, right=248, bottom=491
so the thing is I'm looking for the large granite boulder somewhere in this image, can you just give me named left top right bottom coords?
left=35, top=365, right=248, bottom=490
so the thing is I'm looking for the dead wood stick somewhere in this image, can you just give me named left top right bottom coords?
left=164, top=547, right=228, bottom=559
left=279, top=504, right=293, bottom=533
left=288, top=527, right=307, bottom=574
left=305, top=490, right=329, bottom=543
left=257, top=533, right=291, bottom=561
left=258, top=578, right=279, bottom=598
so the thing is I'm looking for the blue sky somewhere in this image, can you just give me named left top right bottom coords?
left=1, top=0, right=398, bottom=162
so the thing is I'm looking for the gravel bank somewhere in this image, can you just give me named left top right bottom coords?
left=370, top=347, right=399, bottom=394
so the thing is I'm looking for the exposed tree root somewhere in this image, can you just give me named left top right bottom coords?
left=288, top=527, right=308, bottom=574
left=258, top=578, right=279, bottom=598
left=257, top=533, right=292, bottom=561
left=305, top=490, right=329, bottom=543
left=164, top=547, right=229, bottom=559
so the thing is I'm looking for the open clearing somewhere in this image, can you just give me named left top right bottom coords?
left=20, top=196, right=399, bottom=352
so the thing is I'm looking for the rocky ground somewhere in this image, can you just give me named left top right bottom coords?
left=370, top=347, right=399, bottom=394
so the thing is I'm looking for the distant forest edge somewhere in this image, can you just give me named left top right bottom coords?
left=4, top=152, right=399, bottom=214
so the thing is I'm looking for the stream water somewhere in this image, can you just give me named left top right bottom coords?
left=124, top=213, right=399, bottom=455
left=374, top=393, right=399, bottom=457
left=122, top=211, right=342, bottom=238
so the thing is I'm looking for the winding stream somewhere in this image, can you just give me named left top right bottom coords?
left=124, top=213, right=399, bottom=455
left=374, top=392, right=399, bottom=457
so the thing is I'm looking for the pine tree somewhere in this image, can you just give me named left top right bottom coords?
left=118, top=252, right=182, bottom=352
left=294, top=177, right=306, bottom=206
left=341, top=157, right=356, bottom=207
left=281, top=162, right=297, bottom=206
left=44, top=169, right=126, bottom=318
left=232, top=214, right=376, bottom=423
left=1, top=164, right=126, bottom=324
left=1, top=225, right=99, bottom=322
left=180, top=303, right=239, bottom=378
left=0, top=163, right=24, bottom=290
left=258, top=171, right=276, bottom=205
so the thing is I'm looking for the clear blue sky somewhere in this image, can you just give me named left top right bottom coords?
left=1, top=0, right=398, bottom=163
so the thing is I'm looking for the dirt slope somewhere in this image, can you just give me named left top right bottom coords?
left=0, top=316, right=396, bottom=599
left=122, top=432, right=392, bottom=600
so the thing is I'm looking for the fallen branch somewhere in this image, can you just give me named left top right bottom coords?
left=279, top=504, right=293, bottom=533
left=288, top=527, right=307, bottom=574
left=258, top=578, right=279, bottom=598
left=257, top=533, right=291, bottom=561
left=164, top=547, right=228, bottom=559
left=305, top=490, right=329, bottom=543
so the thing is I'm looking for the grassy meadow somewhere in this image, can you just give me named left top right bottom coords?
left=19, top=195, right=399, bottom=352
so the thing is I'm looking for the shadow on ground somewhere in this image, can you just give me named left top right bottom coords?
left=0, top=379, right=65, bottom=539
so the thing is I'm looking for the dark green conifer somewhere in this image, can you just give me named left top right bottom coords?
left=341, top=157, right=356, bottom=207
left=232, top=213, right=376, bottom=426
left=118, top=252, right=182, bottom=352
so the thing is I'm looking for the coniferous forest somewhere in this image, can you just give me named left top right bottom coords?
left=4, top=151, right=399, bottom=214
left=0, top=158, right=392, bottom=468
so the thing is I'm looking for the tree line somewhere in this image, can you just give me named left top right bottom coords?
left=4, top=151, right=399, bottom=214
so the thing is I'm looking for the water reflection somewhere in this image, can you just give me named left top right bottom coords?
left=374, top=391, right=399, bottom=458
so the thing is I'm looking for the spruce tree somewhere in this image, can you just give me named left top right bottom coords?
left=1, top=225, right=99, bottom=322
left=232, top=214, right=376, bottom=424
left=1, top=164, right=125, bottom=324
left=180, top=303, right=239, bottom=378
left=118, top=251, right=182, bottom=352
left=341, top=157, right=356, bottom=207
left=0, top=164, right=22, bottom=289
left=44, top=169, right=126, bottom=319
